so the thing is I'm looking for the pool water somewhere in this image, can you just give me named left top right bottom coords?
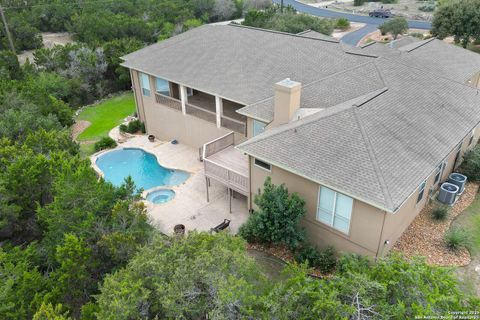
left=96, top=148, right=189, bottom=190
left=146, top=189, right=175, bottom=204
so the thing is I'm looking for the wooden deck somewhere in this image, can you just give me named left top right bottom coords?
left=206, top=146, right=248, bottom=177
left=203, top=133, right=249, bottom=211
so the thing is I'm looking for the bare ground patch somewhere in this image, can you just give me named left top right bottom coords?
left=71, top=120, right=91, bottom=142
left=392, top=183, right=479, bottom=267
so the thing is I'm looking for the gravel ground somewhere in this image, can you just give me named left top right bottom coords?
left=71, top=120, right=91, bottom=142
left=392, top=183, right=479, bottom=267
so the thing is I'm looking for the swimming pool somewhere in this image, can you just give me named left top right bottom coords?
left=96, top=148, right=189, bottom=190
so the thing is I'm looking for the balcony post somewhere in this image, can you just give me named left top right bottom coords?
left=179, top=84, right=187, bottom=115
left=215, top=95, right=223, bottom=128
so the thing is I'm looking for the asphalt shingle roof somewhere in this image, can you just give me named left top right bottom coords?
left=121, top=24, right=370, bottom=105
left=238, top=58, right=480, bottom=212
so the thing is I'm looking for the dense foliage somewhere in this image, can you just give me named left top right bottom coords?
left=239, top=177, right=306, bottom=249
left=96, top=236, right=480, bottom=319
left=96, top=232, right=266, bottom=319
left=460, top=144, right=480, bottom=181
left=379, top=17, right=409, bottom=39
left=243, top=5, right=335, bottom=35
left=94, top=136, right=118, bottom=152
left=432, top=0, right=480, bottom=47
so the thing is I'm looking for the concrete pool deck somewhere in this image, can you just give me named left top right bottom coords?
left=91, top=135, right=250, bottom=235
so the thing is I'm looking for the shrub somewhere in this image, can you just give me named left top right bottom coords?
left=445, top=228, right=470, bottom=251
left=379, top=17, right=408, bottom=40
left=295, top=244, right=336, bottom=273
left=381, top=0, right=398, bottom=3
left=335, top=18, right=350, bottom=31
left=239, top=177, right=306, bottom=249
left=419, top=3, right=435, bottom=12
left=94, top=137, right=117, bottom=152
left=459, top=145, right=480, bottom=181
left=140, top=122, right=146, bottom=134
left=409, top=32, right=425, bottom=39
left=431, top=206, right=449, bottom=221
left=354, top=0, right=365, bottom=6
left=119, top=120, right=143, bottom=134
left=119, top=124, right=128, bottom=133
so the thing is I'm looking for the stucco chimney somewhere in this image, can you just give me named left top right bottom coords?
left=272, top=78, right=301, bottom=126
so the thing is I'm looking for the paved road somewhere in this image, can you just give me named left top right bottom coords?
left=272, top=0, right=432, bottom=45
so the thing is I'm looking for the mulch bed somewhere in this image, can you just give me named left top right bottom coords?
left=392, top=182, right=479, bottom=267
left=246, top=243, right=326, bottom=278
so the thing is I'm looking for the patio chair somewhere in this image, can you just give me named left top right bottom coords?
left=210, top=219, right=231, bottom=233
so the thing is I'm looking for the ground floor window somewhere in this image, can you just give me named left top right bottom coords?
left=155, top=77, right=170, bottom=96
left=417, top=180, right=427, bottom=204
left=139, top=72, right=151, bottom=96
left=254, top=158, right=271, bottom=171
left=434, top=161, right=446, bottom=185
left=317, top=186, right=353, bottom=234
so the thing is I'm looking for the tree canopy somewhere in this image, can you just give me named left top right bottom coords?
left=432, top=0, right=480, bottom=47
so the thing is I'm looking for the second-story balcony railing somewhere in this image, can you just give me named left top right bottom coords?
left=155, top=92, right=182, bottom=111
left=154, top=91, right=246, bottom=135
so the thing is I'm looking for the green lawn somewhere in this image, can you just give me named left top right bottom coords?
left=76, top=93, right=135, bottom=141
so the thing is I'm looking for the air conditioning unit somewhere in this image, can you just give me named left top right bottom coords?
left=437, top=182, right=459, bottom=205
left=448, top=173, right=467, bottom=195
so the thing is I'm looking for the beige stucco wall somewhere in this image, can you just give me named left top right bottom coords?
left=249, top=157, right=386, bottom=257
left=130, top=70, right=246, bottom=148
left=248, top=121, right=480, bottom=258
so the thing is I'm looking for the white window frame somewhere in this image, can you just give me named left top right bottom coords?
left=139, top=72, right=151, bottom=97
left=254, top=158, right=271, bottom=172
left=416, top=179, right=427, bottom=204
left=316, top=186, right=353, bottom=234
left=469, top=129, right=476, bottom=146
left=155, top=77, right=170, bottom=96
left=252, top=119, right=267, bottom=137
left=433, top=161, right=446, bottom=185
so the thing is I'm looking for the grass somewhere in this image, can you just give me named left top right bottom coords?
left=462, top=194, right=480, bottom=254
left=76, top=93, right=135, bottom=141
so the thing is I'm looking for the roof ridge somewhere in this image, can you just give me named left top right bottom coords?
left=243, top=60, right=379, bottom=109
left=352, top=108, right=394, bottom=210
left=398, top=37, right=435, bottom=52
left=379, top=55, right=480, bottom=91
left=237, top=87, right=388, bottom=148
left=227, top=23, right=339, bottom=44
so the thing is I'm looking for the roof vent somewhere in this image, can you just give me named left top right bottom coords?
left=437, top=182, right=459, bottom=205
left=448, top=173, right=467, bottom=195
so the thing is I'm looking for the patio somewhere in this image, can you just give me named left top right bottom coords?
left=106, top=135, right=250, bottom=235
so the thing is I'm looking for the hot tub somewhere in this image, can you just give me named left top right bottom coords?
left=146, top=189, right=175, bottom=204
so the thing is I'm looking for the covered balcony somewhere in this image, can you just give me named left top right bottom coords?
left=202, top=132, right=249, bottom=212
left=151, top=76, right=247, bottom=135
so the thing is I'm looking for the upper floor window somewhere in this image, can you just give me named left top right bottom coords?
left=253, top=119, right=267, bottom=137
left=139, top=73, right=150, bottom=96
left=317, top=186, right=353, bottom=234
left=416, top=180, right=427, bottom=204
left=155, top=77, right=170, bottom=96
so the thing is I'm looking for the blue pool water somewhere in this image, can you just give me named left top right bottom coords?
left=96, top=148, right=189, bottom=190
left=146, top=189, right=176, bottom=204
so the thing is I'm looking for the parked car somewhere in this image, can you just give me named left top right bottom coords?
left=369, top=9, right=392, bottom=18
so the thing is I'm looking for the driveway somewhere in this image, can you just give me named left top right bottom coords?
left=272, top=0, right=431, bottom=45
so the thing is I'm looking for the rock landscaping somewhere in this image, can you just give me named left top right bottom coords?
left=392, top=182, right=479, bottom=266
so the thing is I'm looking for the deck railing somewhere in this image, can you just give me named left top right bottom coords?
left=155, top=92, right=182, bottom=111
left=202, top=132, right=248, bottom=196
left=186, top=103, right=216, bottom=124
left=204, top=159, right=249, bottom=195
left=221, top=115, right=246, bottom=135
left=203, top=132, right=234, bottom=159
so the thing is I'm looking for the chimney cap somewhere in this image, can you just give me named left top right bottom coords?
left=276, top=78, right=301, bottom=89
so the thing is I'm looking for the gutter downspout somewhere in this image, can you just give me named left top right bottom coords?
left=375, top=211, right=388, bottom=260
